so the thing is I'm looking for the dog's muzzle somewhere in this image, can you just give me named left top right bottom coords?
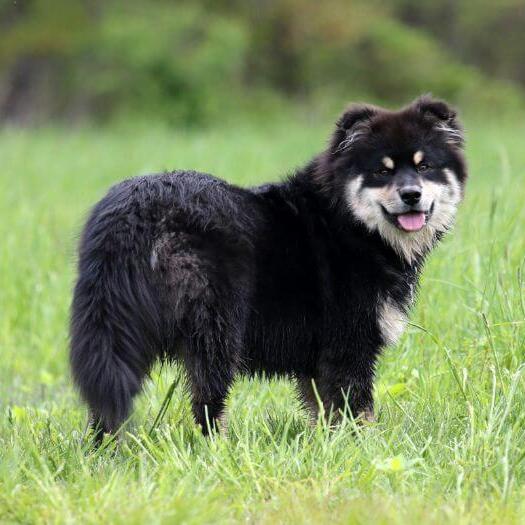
left=381, top=201, right=434, bottom=232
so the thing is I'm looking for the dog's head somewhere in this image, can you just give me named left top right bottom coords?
left=318, top=96, right=467, bottom=262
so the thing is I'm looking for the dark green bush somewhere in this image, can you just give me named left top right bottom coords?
left=84, top=3, right=247, bottom=125
left=0, top=0, right=523, bottom=124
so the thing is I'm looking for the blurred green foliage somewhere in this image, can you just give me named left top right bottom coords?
left=0, top=0, right=523, bottom=125
left=90, top=3, right=247, bottom=124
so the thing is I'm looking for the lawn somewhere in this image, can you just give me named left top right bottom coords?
left=1, top=114, right=524, bottom=524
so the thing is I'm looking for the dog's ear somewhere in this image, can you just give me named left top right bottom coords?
left=330, top=104, right=378, bottom=154
left=414, top=95, right=464, bottom=147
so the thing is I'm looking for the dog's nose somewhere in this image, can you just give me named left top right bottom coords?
left=399, top=186, right=422, bottom=205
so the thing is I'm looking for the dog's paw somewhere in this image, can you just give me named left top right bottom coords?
left=356, top=408, right=376, bottom=425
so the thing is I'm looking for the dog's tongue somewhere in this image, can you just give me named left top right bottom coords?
left=397, top=212, right=426, bottom=232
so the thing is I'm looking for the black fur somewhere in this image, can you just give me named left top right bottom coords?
left=70, top=96, right=467, bottom=440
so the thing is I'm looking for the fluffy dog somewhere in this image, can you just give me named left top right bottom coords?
left=70, top=96, right=467, bottom=440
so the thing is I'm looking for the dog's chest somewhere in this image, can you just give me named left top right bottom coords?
left=331, top=270, right=414, bottom=348
left=377, top=295, right=408, bottom=346
left=362, top=266, right=415, bottom=348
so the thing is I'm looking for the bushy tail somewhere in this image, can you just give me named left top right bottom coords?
left=70, top=193, right=163, bottom=439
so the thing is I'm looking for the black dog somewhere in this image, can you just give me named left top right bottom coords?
left=70, top=96, right=467, bottom=440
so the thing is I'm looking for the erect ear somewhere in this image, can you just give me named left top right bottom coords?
left=414, top=95, right=464, bottom=147
left=330, top=104, right=378, bottom=154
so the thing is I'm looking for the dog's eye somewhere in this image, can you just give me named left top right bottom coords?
left=417, top=163, right=431, bottom=173
left=375, top=168, right=392, bottom=177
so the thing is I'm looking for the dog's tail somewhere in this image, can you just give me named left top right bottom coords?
left=70, top=181, right=163, bottom=440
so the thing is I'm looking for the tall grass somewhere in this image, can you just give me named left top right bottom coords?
left=0, top=116, right=524, bottom=523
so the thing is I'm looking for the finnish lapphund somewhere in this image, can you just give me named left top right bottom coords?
left=70, top=96, right=467, bottom=440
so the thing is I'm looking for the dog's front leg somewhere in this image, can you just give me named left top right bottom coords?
left=312, top=351, right=378, bottom=424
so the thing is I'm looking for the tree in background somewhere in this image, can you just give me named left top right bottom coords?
left=0, top=0, right=523, bottom=125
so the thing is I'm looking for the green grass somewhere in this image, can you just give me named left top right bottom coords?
left=1, top=115, right=524, bottom=524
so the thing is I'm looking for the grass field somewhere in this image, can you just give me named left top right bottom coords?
left=1, top=114, right=525, bottom=524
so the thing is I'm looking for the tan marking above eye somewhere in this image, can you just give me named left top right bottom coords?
left=382, top=157, right=394, bottom=170
left=413, top=151, right=424, bottom=165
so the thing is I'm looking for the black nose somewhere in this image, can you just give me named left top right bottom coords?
left=399, top=186, right=422, bottom=205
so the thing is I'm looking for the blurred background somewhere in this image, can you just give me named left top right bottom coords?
left=2, top=0, right=525, bottom=127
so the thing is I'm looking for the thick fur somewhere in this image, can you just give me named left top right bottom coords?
left=70, top=96, right=467, bottom=439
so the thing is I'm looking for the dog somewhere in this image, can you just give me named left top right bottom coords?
left=70, top=96, right=467, bottom=440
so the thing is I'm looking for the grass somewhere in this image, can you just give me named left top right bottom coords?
left=1, top=114, right=524, bottom=524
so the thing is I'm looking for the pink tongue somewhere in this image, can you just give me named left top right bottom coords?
left=397, top=212, right=426, bottom=231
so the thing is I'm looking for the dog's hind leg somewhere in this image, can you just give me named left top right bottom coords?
left=180, top=292, right=243, bottom=435
left=184, top=336, right=237, bottom=435
left=154, top=230, right=250, bottom=435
